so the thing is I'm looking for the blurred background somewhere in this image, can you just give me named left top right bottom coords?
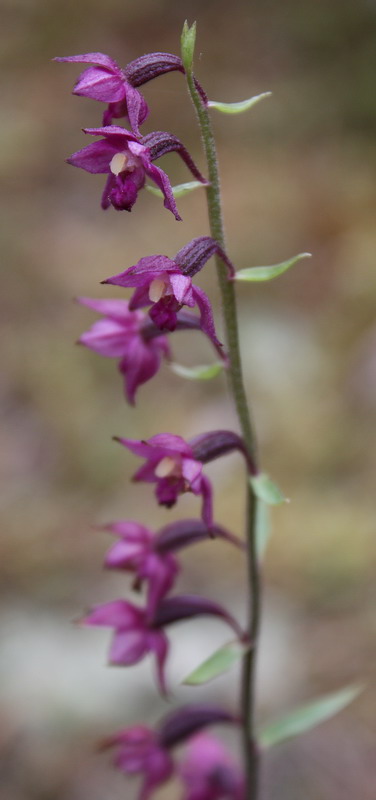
left=1, top=0, right=376, bottom=797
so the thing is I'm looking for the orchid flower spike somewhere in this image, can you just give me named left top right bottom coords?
left=55, top=51, right=207, bottom=135
left=67, top=127, right=207, bottom=218
left=103, top=236, right=235, bottom=343
left=102, top=704, right=239, bottom=800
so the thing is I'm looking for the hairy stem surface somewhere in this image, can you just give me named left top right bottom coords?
left=185, top=69, right=261, bottom=798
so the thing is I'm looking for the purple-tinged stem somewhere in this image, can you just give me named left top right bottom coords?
left=185, top=64, right=261, bottom=798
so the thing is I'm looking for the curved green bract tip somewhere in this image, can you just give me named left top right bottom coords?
left=170, top=362, right=224, bottom=381
left=183, top=640, right=249, bottom=686
left=146, top=180, right=205, bottom=199
left=250, top=473, right=287, bottom=505
left=208, top=91, right=272, bottom=115
left=234, top=252, right=312, bottom=282
left=259, top=685, right=363, bottom=749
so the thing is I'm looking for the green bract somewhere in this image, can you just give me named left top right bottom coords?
left=259, top=685, right=362, bottom=749
left=183, top=640, right=249, bottom=685
left=250, top=473, right=287, bottom=505
left=255, top=499, right=271, bottom=561
left=234, top=252, right=312, bottom=282
left=146, top=180, right=205, bottom=199
left=208, top=92, right=272, bottom=114
left=170, top=362, right=224, bottom=381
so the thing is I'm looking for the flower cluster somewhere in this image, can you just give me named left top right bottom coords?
left=59, top=46, right=252, bottom=799
left=101, top=705, right=244, bottom=800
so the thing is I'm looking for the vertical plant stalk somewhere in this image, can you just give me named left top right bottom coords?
left=185, top=69, right=261, bottom=798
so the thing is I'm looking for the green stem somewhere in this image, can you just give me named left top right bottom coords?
left=185, top=70, right=261, bottom=797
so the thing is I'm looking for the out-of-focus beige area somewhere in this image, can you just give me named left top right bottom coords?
left=1, top=0, right=376, bottom=797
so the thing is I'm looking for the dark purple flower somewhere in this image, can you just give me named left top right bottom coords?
left=103, top=518, right=244, bottom=618
left=115, top=433, right=213, bottom=526
left=67, top=127, right=206, bottom=218
left=101, top=725, right=174, bottom=800
left=55, top=51, right=207, bottom=134
left=179, top=734, right=245, bottom=800
left=104, top=236, right=235, bottom=340
left=81, top=595, right=242, bottom=695
left=115, top=430, right=255, bottom=526
left=78, top=297, right=170, bottom=405
left=102, top=704, right=239, bottom=799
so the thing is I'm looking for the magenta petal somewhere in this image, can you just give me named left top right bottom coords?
left=78, top=296, right=134, bottom=320
left=125, top=83, right=149, bottom=135
left=168, top=273, right=193, bottom=304
left=140, top=553, right=179, bottom=618
left=83, top=599, right=140, bottom=628
left=116, top=437, right=156, bottom=459
left=83, top=125, right=138, bottom=142
left=55, top=53, right=120, bottom=69
left=79, top=318, right=134, bottom=358
left=67, top=140, right=117, bottom=174
left=119, top=339, right=163, bottom=405
left=128, top=285, right=153, bottom=309
left=105, top=540, right=145, bottom=568
left=180, top=733, right=245, bottom=800
left=105, top=256, right=175, bottom=288
left=192, top=285, right=222, bottom=347
left=147, top=433, right=191, bottom=454
left=74, top=66, right=125, bottom=102
left=181, top=458, right=203, bottom=487
left=101, top=174, right=114, bottom=209
left=104, top=520, right=152, bottom=540
left=146, top=163, right=181, bottom=221
left=110, top=629, right=148, bottom=665
left=133, top=462, right=159, bottom=483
